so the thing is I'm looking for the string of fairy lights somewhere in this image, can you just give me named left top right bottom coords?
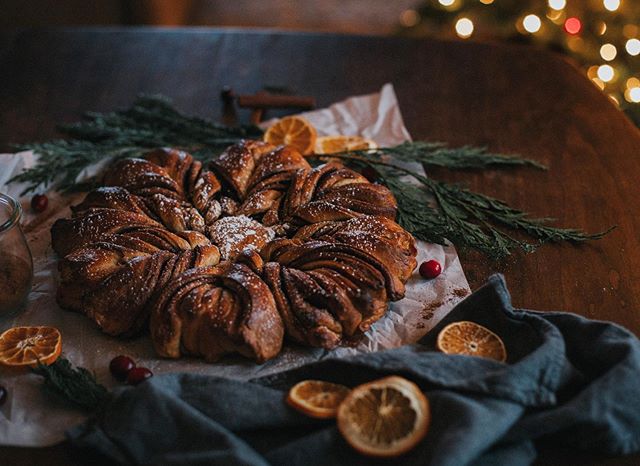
left=398, top=0, right=640, bottom=124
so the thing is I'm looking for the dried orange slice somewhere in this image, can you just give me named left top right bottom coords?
left=315, top=135, right=378, bottom=154
left=0, top=326, right=62, bottom=367
left=337, top=376, right=430, bottom=458
left=263, top=116, right=317, bottom=155
left=437, top=321, right=506, bottom=362
left=287, top=379, right=351, bottom=419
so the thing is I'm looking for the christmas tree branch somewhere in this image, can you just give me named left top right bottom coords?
left=32, top=358, right=110, bottom=412
left=8, top=94, right=611, bottom=259
left=10, top=95, right=261, bottom=194
left=316, top=149, right=612, bottom=258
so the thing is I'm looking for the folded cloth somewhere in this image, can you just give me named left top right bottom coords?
left=67, top=275, right=640, bottom=465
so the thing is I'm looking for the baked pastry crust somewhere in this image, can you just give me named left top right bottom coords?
left=51, top=140, right=418, bottom=362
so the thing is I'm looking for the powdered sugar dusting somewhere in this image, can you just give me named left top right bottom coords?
left=207, top=215, right=275, bottom=260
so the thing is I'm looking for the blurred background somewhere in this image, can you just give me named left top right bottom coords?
left=0, top=0, right=416, bottom=34
left=1, top=0, right=639, bottom=123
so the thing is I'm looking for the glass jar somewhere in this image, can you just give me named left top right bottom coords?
left=0, top=193, right=33, bottom=317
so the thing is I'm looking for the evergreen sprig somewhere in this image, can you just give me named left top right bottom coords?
left=317, top=149, right=612, bottom=258
left=378, top=141, right=547, bottom=170
left=10, top=95, right=261, bottom=194
left=9, top=95, right=611, bottom=259
left=32, top=357, right=110, bottom=411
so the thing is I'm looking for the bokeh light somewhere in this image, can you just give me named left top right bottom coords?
left=623, top=24, right=638, bottom=38
left=597, top=64, right=614, bottom=83
left=566, top=36, right=584, bottom=52
left=396, top=0, right=640, bottom=110
left=626, top=39, right=640, bottom=56
left=626, top=77, right=640, bottom=89
left=564, top=17, right=581, bottom=35
left=597, top=22, right=607, bottom=36
left=455, top=18, right=474, bottom=38
left=603, top=0, right=620, bottom=12
left=548, top=0, right=566, bottom=10
left=523, top=14, right=541, bottom=33
left=592, top=77, right=606, bottom=90
left=600, top=43, right=617, bottom=61
left=399, top=9, right=420, bottom=27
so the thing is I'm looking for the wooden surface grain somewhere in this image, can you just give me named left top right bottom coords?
left=0, top=28, right=639, bottom=465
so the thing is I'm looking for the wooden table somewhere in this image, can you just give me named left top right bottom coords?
left=1, top=28, right=638, bottom=465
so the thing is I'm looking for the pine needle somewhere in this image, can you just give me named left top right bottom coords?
left=32, top=357, right=110, bottom=412
left=10, top=94, right=261, bottom=194
left=316, top=149, right=612, bottom=259
left=8, top=95, right=611, bottom=259
left=378, top=141, right=547, bottom=170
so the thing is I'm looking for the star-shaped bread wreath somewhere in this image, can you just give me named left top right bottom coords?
left=52, top=140, right=418, bottom=363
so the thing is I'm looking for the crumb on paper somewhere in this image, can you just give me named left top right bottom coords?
left=421, top=300, right=444, bottom=321
left=452, top=287, right=470, bottom=299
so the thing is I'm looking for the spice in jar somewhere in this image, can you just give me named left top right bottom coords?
left=0, top=253, right=32, bottom=315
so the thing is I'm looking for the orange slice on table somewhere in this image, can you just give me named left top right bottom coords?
left=337, top=376, right=430, bottom=458
left=287, top=379, right=351, bottom=419
left=263, top=115, right=317, bottom=155
left=315, top=135, right=378, bottom=154
left=0, top=326, right=62, bottom=367
left=436, top=321, right=506, bottom=362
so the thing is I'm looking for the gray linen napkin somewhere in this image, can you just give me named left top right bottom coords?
left=67, top=275, right=640, bottom=465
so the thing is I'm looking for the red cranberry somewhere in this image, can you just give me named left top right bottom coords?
left=126, top=367, right=153, bottom=386
left=0, top=385, right=7, bottom=406
left=109, top=355, right=136, bottom=381
left=419, top=260, right=442, bottom=279
left=361, top=166, right=379, bottom=183
left=31, top=194, right=48, bottom=213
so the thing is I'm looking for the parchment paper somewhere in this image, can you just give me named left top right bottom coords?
left=0, top=84, right=470, bottom=447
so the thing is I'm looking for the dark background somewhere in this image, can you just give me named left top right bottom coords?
left=0, top=0, right=418, bottom=34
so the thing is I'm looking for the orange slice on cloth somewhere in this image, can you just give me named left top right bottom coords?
left=315, top=135, right=378, bottom=154
left=287, top=379, right=351, bottom=419
left=263, top=115, right=317, bottom=155
left=0, top=326, right=62, bottom=367
left=436, top=321, right=506, bottom=362
left=337, top=376, right=430, bottom=458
